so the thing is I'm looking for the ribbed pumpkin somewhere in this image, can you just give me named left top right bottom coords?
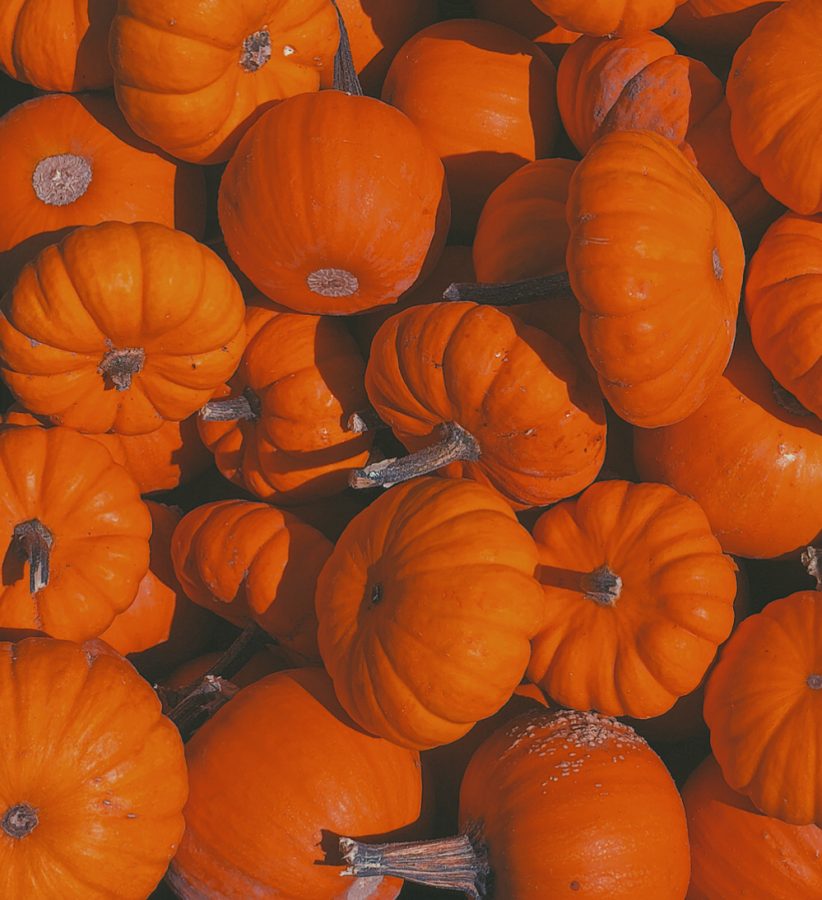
left=219, top=90, right=450, bottom=314
left=109, top=0, right=339, bottom=164
left=705, top=591, right=822, bottom=824
left=566, top=129, right=744, bottom=427
left=167, top=667, right=423, bottom=899
left=0, top=92, right=205, bottom=293
left=473, top=0, right=581, bottom=64
left=382, top=19, right=559, bottom=241
left=530, top=0, right=688, bottom=35
left=315, top=477, right=545, bottom=749
left=0, top=426, right=151, bottom=642
left=0, top=637, right=188, bottom=898
left=0, top=221, right=246, bottom=436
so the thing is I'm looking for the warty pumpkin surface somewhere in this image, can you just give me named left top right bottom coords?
left=219, top=89, right=450, bottom=315
left=530, top=0, right=687, bottom=35
left=109, top=0, right=339, bottom=164
left=315, top=477, right=545, bottom=750
left=0, top=221, right=246, bottom=436
left=0, top=637, right=188, bottom=899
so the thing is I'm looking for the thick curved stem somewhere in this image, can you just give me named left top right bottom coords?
left=199, top=388, right=261, bottom=422
left=13, top=519, right=53, bottom=594
left=580, top=564, right=622, bottom=607
left=349, top=422, right=481, bottom=489
left=98, top=346, right=145, bottom=391
left=331, top=0, right=363, bottom=95
left=444, top=272, right=572, bottom=306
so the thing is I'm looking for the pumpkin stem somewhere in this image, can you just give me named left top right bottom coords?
left=771, top=378, right=812, bottom=417
left=199, top=388, right=261, bottom=422
left=339, top=828, right=489, bottom=898
left=240, top=28, right=271, bottom=73
left=12, top=519, right=53, bottom=595
left=807, top=675, right=822, bottom=690
left=98, top=346, right=145, bottom=392
left=331, top=0, right=363, bottom=95
left=307, top=267, right=359, bottom=298
left=1, top=803, right=39, bottom=839
left=801, top=546, right=822, bottom=591
left=444, top=272, right=572, bottom=306
left=580, top=564, right=622, bottom=606
left=32, top=153, right=92, bottom=206
left=346, top=407, right=386, bottom=434
left=349, top=421, right=481, bottom=489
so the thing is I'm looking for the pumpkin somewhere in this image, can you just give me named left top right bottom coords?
left=0, top=637, right=188, bottom=898
left=0, top=221, right=246, bottom=436
left=0, top=426, right=151, bottom=642
left=0, top=92, right=205, bottom=293
left=315, top=476, right=545, bottom=749
left=341, top=708, right=691, bottom=898
left=683, top=754, right=822, bottom=899
left=172, top=499, right=333, bottom=663
left=382, top=19, right=559, bottom=241
left=727, top=0, right=822, bottom=214
left=167, top=666, right=423, bottom=898
left=219, top=90, right=450, bottom=315
left=745, top=212, right=822, bottom=420
left=566, top=129, right=744, bottom=427
left=530, top=0, right=688, bottom=35
left=473, top=0, right=581, bottom=65
left=356, top=301, right=606, bottom=509
left=109, top=0, right=339, bottom=164
left=634, top=330, right=822, bottom=558
left=0, top=0, right=115, bottom=91
left=198, top=302, right=373, bottom=504
left=704, top=590, right=822, bottom=825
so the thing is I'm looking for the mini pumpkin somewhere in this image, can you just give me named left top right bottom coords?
left=530, top=0, right=688, bottom=35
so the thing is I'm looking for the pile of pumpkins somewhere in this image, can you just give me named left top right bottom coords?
left=0, top=0, right=820, bottom=897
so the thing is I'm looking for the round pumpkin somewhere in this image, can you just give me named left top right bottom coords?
left=0, top=426, right=151, bottom=642
left=727, top=0, right=822, bottom=214
left=315, top=477, right=545, bottom=749
left=0, top=636, right=187, bottom=898
left=0, top=92, right=205, bottom=294
left=566, top=129, right=744, bottom=427
left=382, top=18, right=559, bottom=241
left=219, top=89, right=450, bottom=315
left=530, top=0, right=688, bottom=35
left=109, top=0, right=339, bottom=164
left=0, top=0, right=115, bottom=91
left=167, top=666, right=423, bottom=898
left=0, top=221, right=246, bottom=436
left=683, top=754, right=822, bottom=899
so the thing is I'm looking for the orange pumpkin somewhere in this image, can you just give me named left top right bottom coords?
left=745, top=211, right=822, bottom=420
left=566, top=129, right=744, bottom=427
left=167, top=667, right=423, bottom=898
left=315, top=477, right=545, bottom=749
left=172, top=499, right=333, bottom=663
left=0, top=0, right=115, bottom=91
left=727, top=0, right=822, bottom=214
left=109, top=0, right=339, bottom=164
left=683, top=754, right=822, bottom=899
left=473, top=0, right=581, bottom=65
left=219, top=90, right=450, bottom=314
left=0, top=426, right=151, bottom=641
left=0, top=221, right=246, bottom=436
left=530, top=0, right=688, bottom=35
left=705, top=590, right=822, bottom=824
left=0, top=92, right=205, bottom=293
left=0, top=637, right=188, bottom=898
left=382, top=19, right=559, bottom=241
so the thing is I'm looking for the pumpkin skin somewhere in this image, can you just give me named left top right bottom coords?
left=172, top=499, right=333, bottom=663
left=0, top=92, right=205, bottom=294
left=566, top=129, right=744, bottom=427
left=634, top=331, right=822, bottom=558
left=0, top=0, right=115, bottom=91
left=219, top=90, right=450, bottom=315
left=109, top=0, right=339, bottom=164
left=0, top=637, right=187, bottom=898
left=705, top=591, right=822, bottom=825
left=528, top=479, right=737, bottom=718
left=315, top=477, right=545, bottom=749
left=0, top=221, right=246, bottom=436
left=745, top=212, right=822, bottom=420
left=683, top=754, right=822, bottom=899
left=473, top=0, right=581, bottom=65
left=530, top=0, right=687, bottom=35
left=167, top=666, right=423, bottom=899
left=364, top=301, right=607, bottom=509
left=382, top=19, right=559, bottom=242
left=0, top=426, right=151, bottom=642
left=727, top=0, right=822, bottom=215
left=164, top=644, right=295, bottom=692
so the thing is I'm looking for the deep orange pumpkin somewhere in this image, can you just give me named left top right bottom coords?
left=530, top=0, right=687, bottom=35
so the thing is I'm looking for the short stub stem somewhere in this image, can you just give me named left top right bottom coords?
left=339, top=831, right=489, bottom=899
left=346, top=407, right=386, bottom=434
left=331, top=0, right=363, bottom=95
left=32, top=154, right=92, bottom=206
left=349, top=422, right=481, bottom=489
left=580, top=564, right=622, bottom=606
left=801, top=546, right=822, bottom=591
left=98, top=346, right=145, bottom=392
left=199, top=388, right=261, bottom=422
left=13, top=519, right=53, bottom=594
left=1, top=803, right=39, bottom=839
left=444, top=272, right=572, bottom=306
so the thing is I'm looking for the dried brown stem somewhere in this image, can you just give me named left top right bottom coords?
left=331, top=0, right=363, bottom=95
left=580, top=564, right=622, bottom=606
left=98, top=346, right=145, bottom=391
left=199, top=388, right=261, bottom=422
left=1, top=803, right=39, bottom=839
left=801, top=547, right=822, bottom=591
left=346, top=408, right=386, bottom=434
left=13, top=519, right=53, bottom=594
left=444, top=272, right=572, bottom=306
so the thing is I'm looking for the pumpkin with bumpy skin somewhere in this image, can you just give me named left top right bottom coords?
left=530, top=0, right=687, bottom=35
